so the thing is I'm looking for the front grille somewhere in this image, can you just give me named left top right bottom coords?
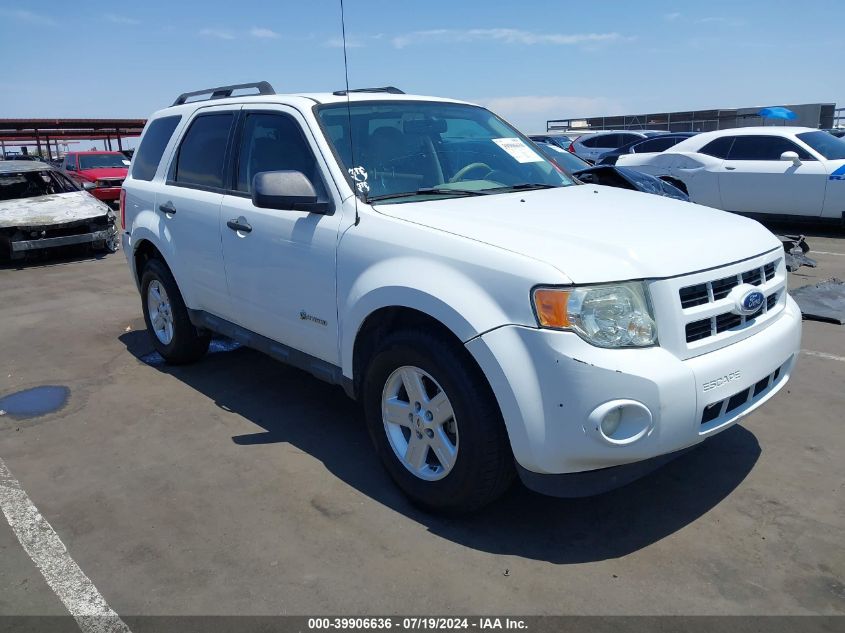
left=683, top=292, right=779, bottom=343
left=678, top=258, right=782, bottom=344
left=711, top=275, right=740, bottom=300
left=701, top=361, right=787, bottom=425
left=21, top=214, right=112, bottom=240
left=679, top=260, right=778, bottom=308
left=680, top=283, right=709, bottom=308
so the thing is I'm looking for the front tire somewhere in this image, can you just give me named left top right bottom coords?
left=140, top=258, right=209, bottom=364
left=362, top=329, right=514, bottom=514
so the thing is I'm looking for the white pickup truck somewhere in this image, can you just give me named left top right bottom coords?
left=121, top=82, right=801, bottom=513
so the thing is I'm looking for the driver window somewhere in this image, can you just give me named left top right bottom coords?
left=236, top=113, right=326, bottom=198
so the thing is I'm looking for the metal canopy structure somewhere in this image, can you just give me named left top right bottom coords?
left=547, top=103, right=837, bottom=133
left=0, top=118, right=146, bottom=159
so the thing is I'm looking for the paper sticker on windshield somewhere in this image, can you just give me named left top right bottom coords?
left=492, top=138, right=544, bottom=163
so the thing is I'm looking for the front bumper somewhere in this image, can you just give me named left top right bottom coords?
left=466, top=295, right=801, bottom=490
left=11, top=227, right=117, bottom=252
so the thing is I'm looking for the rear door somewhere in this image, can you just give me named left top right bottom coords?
left=155, top=106, right=238, bottom=317
left=219, top=105, right=345, bottom=365
left=718, top=135, right=826, bottom=216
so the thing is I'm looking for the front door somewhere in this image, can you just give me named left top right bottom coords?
left=220, top=106, right=345, bottom=365
left=718, top=135, right=827, bottom=217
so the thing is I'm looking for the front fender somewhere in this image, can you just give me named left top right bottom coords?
left=340, top=256, right=533, bottom=378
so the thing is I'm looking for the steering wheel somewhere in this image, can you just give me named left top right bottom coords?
left=449, top=162, right=493, bottom=183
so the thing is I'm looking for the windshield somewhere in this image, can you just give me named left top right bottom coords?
left=78, top=153, right=130, bottom=170
left=797, top=131, right=845, bottom=160
left=316, top=101, right=573, bottom=203
left=0, top=170, right=80, bottom=201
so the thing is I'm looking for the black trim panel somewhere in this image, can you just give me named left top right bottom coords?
left=187, top=309, right=354, bottom=397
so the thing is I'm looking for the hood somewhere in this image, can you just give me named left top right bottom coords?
left=77, top=167, right=128, bottom=179
left=0, top=191, right=112, bottom=228
left=374, top=185, right=782, bottom=283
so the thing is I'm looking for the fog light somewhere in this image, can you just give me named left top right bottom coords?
left=600, top=407, right=622, bottom=437
left=587, top=400, right=653, bottom=445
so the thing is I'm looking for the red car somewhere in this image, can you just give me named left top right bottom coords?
left=62, top=151, right=129, bottom=205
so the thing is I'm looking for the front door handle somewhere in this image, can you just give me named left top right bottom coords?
left=158, top=201, right=177, bottom=215
left=226, top=217, right=252, bottom=233
left=724, top=166, right=737, bottom=171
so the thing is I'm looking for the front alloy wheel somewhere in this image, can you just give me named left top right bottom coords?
left=382, top=366, right=459, bottom=481
left=362, top=329, right=514, bottom=514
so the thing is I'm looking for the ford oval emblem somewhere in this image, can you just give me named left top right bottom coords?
left=738, top=289, right=765, bottom=315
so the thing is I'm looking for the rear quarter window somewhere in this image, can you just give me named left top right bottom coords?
left=131, top=115, right=182, bottom=181
left=699, top=136, right=735, bottom=159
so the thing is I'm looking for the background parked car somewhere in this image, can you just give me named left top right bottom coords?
left=62, top=151, right=130, bottom=207
left=534, top=142, right=689, bottom=200
left=617, top=126, right=845, bottom=221
left=534, top=141, right=592, bottom=171
left=573, top=165, right=689, bottom=201
left=0, top=160, right=118, bottom=260
left=528, top=134, right=576, bottom=150
left=596, top=132, right=698, bottom=165
left=568, top=130, right=667, bottom=163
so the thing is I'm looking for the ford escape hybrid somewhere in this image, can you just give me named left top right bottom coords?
left=121, top=82, right=801, bottom=513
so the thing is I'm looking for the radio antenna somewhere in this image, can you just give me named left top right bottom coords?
left=339, top=0, right=360, bottom=225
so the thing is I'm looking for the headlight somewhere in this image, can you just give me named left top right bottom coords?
left=532, top=282, right=658, bottom=348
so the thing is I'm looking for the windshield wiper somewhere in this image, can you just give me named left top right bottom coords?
left=486, top=183, right=563, bottom=193
left=367, top=187, right=488, bottom=203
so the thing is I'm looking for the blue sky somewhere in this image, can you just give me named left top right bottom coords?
left=1, top=0, right=841, bottom=145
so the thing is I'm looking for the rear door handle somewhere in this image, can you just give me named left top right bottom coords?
left=724, top=166, right=737, bottom=171
left=158, top=201, right=176, bottom=214
left=226, top=217, right=252, bottom=233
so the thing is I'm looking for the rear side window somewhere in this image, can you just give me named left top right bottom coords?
left=699, top=136, right=735, bottom=159
left=635, top=136, right=680, bottom=153
left=591, top=134, right=622, bottom=148
left=131, top=115, right=181, bottom=181
left=173, top=113, right=234, bottom=189
left=727, top=135, right=814, bottom=161
left=616, top=134, right=642, bottom=146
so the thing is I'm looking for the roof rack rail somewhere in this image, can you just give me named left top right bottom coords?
left=332, top=86, right=405, bottom=96
left=172, top=81, right=276, bottom=106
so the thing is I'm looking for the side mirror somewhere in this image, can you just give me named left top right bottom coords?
left=780, top=151, right=801, bottom=165
left=82, top=181, right=96, bottom=191
left=252, top=170, right=329, bottom=214
left=65, top=164, right=76, bottom=171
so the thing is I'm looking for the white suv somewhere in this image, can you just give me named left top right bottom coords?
left=121, top=82, right=801, bottom=513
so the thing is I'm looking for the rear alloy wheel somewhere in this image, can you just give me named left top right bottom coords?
left=363, top=329, right=514, bottom=514
left=140, top=258, right=210, bottom=364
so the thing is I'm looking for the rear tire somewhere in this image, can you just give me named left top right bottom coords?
left=362, top=329, right=514, bottom=514
left=140, top=258, right=209, bottom=364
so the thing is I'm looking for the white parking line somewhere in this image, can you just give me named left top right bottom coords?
left=802, top=350, right=845, bottom=363
left=0, top=457, right=131, bottom=633
left=811, top=250, right=845, bottom=257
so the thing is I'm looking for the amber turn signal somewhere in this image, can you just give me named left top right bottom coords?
left=533, top=288, right=571, bottom=329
